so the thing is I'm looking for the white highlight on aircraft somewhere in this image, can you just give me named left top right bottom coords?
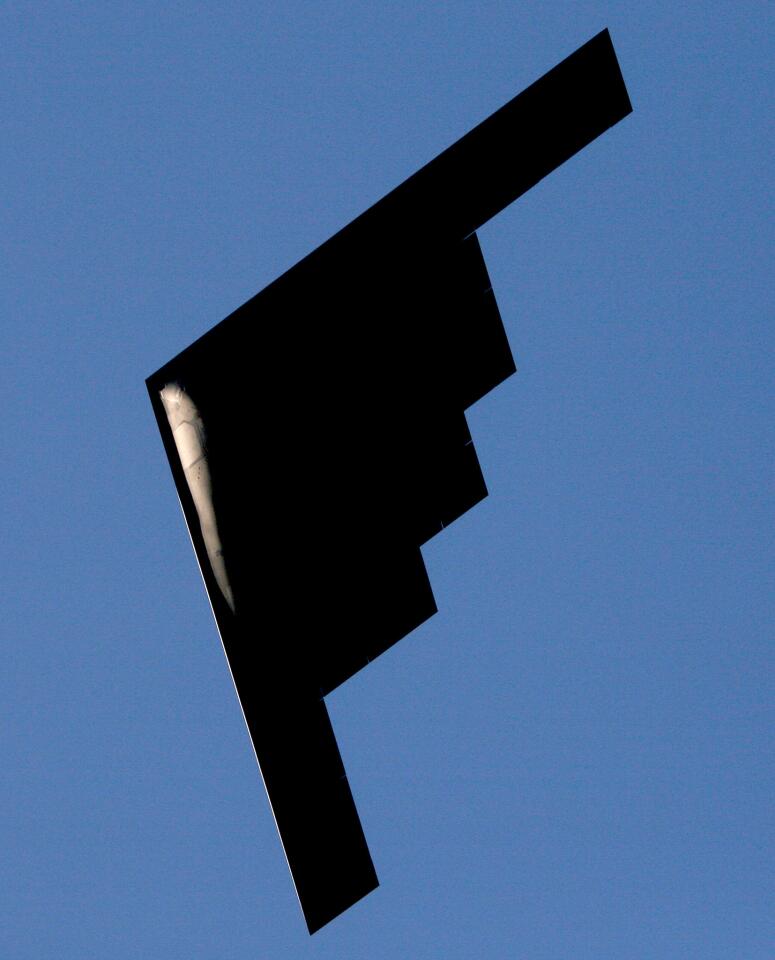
left=160, top=382, right=236, bottom=613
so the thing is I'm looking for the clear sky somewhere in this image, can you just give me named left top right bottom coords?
left=2, top=3, right=772, bottom=958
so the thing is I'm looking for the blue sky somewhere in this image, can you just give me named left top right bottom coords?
left=2, top=3, right=772, bottom=957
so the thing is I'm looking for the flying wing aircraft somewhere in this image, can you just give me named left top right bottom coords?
left=146, top=28, right=631, bottom=933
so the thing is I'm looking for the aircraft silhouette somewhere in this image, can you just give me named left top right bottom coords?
left=147, top=28, right=631, bottom=933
